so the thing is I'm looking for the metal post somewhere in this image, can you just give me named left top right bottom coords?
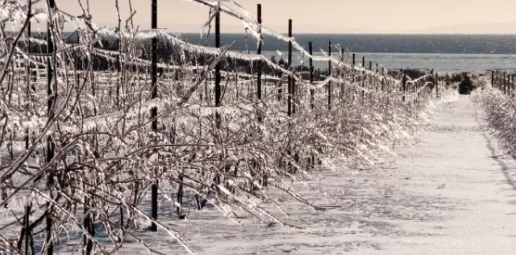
left=508, top=73, right=510, bottom=95
left=362, top=57, right=365, bottom=102
left=402, top=73, right=407, bottom=103
left=308, top=43, right=315, bottom=169
left=509, top=74, right=511, bottom=95
left=504, top=72, right=507, bottom=94
left=369, top=61, right=373, bottom=102
left=287, top=19, right=292, bottom=117
left=23, top=204, right=29, bottom=255
left=499, top=71, right=501, bottom=90
left=215, top=3, right=221, bottom=124
left=491, top=70, right=494, bottom=88
left=352, top=53, right=355, bottom=86
left=292, top=77, right=296, bottom=114
left=25, top=5, right=31, bottom=150
left=150, top=0, right=158, bottom=232
left=309, top=42, right=314, bottom=110
left=494, top=71, right=497, bottom=89
left=341, top=48, right=345, bottom=101
left=257, top=4, right=262, bottom=102
left=46, top=1, right=56, bottom=254
left=291, top=25, right=296, bottom=114
left=381, top=69, right=385, bottom=92
left=327, top=40, right=331, bottom=110
left=436, top=73, right=439, bottom=98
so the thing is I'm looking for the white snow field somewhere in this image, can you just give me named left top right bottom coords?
left=120, top=94, right=515, bottom=255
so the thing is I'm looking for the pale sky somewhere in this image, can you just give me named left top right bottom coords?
left=39, top=0, right=516, bottom=34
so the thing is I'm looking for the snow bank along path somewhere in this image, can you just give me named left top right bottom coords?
left=150, top=95, right=516, bottom=254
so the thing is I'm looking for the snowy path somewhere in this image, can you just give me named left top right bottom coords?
left=368, top=95, right=516, bottom=254
left=154, top=95, right=516, bottom=254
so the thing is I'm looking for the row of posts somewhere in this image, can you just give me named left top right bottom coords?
left=13, top=2, right=444, bottom=255
left=492, top=70, right=514, bottom=95
left=146, top=1, right=442, bottom=234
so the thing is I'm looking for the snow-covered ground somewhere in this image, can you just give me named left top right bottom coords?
left=114, top=94, right=516, bottom=254
left=3, top=87, right=515, bottom=254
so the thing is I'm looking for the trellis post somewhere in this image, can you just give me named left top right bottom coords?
left=46, top=1, right=56, bottom=254
left=287, top=19, right=292, bottom=117
left=257, top=4, right=262, bottom=99
left=150, top=0, right=158, bottom=232
left=327, top=41, right=332, bottom=110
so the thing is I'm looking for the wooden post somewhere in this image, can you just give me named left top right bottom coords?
left=327, top=40, right=332, bottom=110
left=150, top=0, right=158, bottom=232
left=287, top=19, right=292, bottom=117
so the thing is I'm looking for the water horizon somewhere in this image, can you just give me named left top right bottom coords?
left=55, top=32, right=516, bottom=71
left=177, top=33, right=516, bottom=71
left=180, top=33, right=516, bottom=54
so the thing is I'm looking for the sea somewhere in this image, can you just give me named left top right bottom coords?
left=180, top=34, right=516, bottom=72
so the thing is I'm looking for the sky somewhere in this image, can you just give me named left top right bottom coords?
left=37, top=0, right=516, bottom=34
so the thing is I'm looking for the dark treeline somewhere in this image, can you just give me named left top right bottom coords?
left=25, top=32, right=516, bottom=54
left=24, top=33, right=329, bottom=79
left=25, top=33, right=463, bottom=84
